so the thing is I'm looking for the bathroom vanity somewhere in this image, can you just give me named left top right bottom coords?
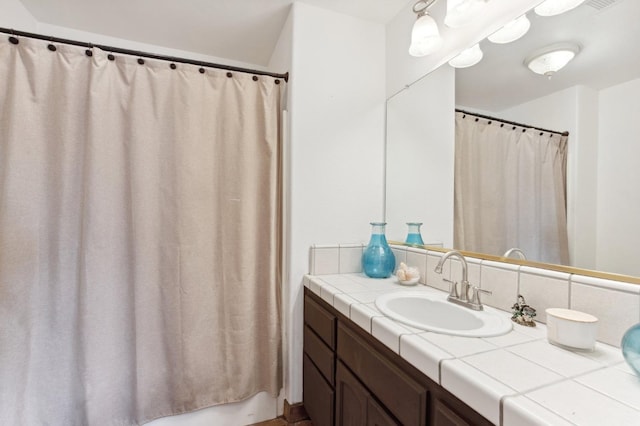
left=302, top=272, right=640, bottom=425
left=303, top=287, right=492, bottom=426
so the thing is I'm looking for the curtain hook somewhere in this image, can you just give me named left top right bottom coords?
left=8, top=29, right=19, bottom=45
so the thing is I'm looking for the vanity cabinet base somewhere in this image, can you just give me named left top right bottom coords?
left=303, top=288, right=493, bottom=426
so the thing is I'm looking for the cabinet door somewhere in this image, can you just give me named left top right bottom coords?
left=336, top=361, right=401, bottom=426
left=367, top=399, right=400, bottom=426
left=304, top=354, right=334, bottom=426
left=336, top=361, right=368, bottom=426
left=433, top=398, right=472, bottom=426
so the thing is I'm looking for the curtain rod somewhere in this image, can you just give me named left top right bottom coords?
left=456, top=108, right=569, bottom=136
left=0, top=27, right=289, bottom=82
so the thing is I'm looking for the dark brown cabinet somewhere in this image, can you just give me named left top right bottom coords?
left=336, top=360, right=399, bottom=426
left=303, top=288, right=493, bottom=426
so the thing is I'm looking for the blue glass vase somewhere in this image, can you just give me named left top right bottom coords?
left=362, top=222, right=396, bottom=278
left=405, top=222, right=425, bottom=245
left=622, top=323, right=640, bottom=377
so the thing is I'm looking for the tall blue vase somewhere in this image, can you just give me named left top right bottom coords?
left=362, top=222, right=396, bottom=278
left=622, top=323, right=640, bottom=377
left=405, top=222, right=425, bottom=245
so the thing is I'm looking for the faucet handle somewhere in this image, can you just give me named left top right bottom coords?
left=443, top=278, right=458, bottom=299
left=470, top=286, right=491, bottom=307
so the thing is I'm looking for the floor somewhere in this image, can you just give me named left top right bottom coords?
left=249, top=418, right=312, bottom=426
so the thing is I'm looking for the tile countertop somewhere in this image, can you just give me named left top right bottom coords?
left=304, top=273, right=640, bottom=426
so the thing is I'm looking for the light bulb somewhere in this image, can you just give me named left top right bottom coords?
left=488, top=15, right=531, bottom=44
left=448, top=44, right=483, bottom=68
left=445, top=0, right=487, bottom=28
left=534, top=0, right=587, bottom=16
left=409, top=13, right=442, bottom=57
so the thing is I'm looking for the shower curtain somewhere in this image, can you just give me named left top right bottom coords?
left=0, top=36, right=283, bottom=425
left=454, top=111, right=570, bottom=265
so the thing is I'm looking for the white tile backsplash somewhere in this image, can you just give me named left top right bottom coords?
left=426, top=251, right=449, bottom=292
left=479, top=261, right=520, bottom=312
left=310, top=245, right=340, bottom=275
left=518, top=267, right=570, bottom=323
left=339, top=244, right=364, bottom=273
left=571, top=279, right=640, bottom=347
left=406, top=249, right=427, bottom=284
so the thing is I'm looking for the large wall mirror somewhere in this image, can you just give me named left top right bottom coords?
left=386, top=0, right=640, bottom=279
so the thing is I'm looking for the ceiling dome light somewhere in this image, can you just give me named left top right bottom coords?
left=445, top=0, right=488, bottom=28
left=488, top=14, right=531, bottom=44
left=534, top=0, right=587, bottom=16
left=448, top=44, right=483, bottom=68
left=524, top=42, right=581, bottom=78
left=409, top=0, right=442, bottom=57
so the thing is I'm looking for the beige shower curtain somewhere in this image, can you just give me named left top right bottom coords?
left=454, top=111, right=570, bottom=265
left=0, top=36, right=283, bottom=425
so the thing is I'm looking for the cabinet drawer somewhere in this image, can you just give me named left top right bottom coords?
left=338, top=322, right=428, bottom=426
left=304, top=324, right=335, bottom=385
left=304, top=293, right=336, bottom=349
left=303, top=354, right=334, bottom=426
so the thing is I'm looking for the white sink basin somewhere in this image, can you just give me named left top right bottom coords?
left=375, top=290, right=512, bottom=337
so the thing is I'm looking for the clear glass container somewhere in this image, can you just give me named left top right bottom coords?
left=362, top=222, right=396, bottom=278
left=405, top=222, right=425, bottom=245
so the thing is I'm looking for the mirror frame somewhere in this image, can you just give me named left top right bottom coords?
left=390, top=241, right=640, bottom=285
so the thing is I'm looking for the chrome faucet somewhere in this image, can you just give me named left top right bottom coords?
left=434, top=250, right=491, bottom=311
left=503, top=248, right=527, bottom=260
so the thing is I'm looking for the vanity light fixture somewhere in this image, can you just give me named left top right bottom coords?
left=534, top=0, right=587, bottom=16
left=524, top=42, right=581, bottom=78
left=488, top=14, right=531, bottom=44
left=409, top=0, right=443, bottom=57
left=448, top=43, right=483, bottom=68
left=444, top=0, right=488, bottom=28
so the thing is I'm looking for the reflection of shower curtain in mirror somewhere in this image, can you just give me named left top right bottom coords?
left=454, top=111, right=570, bottom=265
left=0, top=36, right=283, bottom=424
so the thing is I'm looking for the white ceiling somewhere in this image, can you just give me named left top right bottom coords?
left=17, top=0, right=638, bottom=110
left=455, top=0, right=640, bottom=112
left=17, top=0, right=411, bottom=66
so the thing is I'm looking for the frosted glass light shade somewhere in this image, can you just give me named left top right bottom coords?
left=448, top=43, right=483, bottom=68
left=445, top=0, right=487, bottom=28
left=525, top=43, right=580, bottom=77
left=488, top=15, right=531, bottom=44
left=409, top=13, right=442, bottom=57
left=534, top=0, right=587, bottom=16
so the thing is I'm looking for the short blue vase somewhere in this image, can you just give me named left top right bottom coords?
left=362, top=222, right=396, bottom=279
left=405, top=222, right=425, bottom=246
left=622, top=323, right=640, bottom=377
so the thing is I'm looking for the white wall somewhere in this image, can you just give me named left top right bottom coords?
left=267, top=6, right=293, bottom=415
left=0, top=0, right=265, bottom=71
left=499, top=85, right=600, bottom=271
left=597, top=77, right=640, bottom=276
left=286, top=2, right=387, bottom=403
